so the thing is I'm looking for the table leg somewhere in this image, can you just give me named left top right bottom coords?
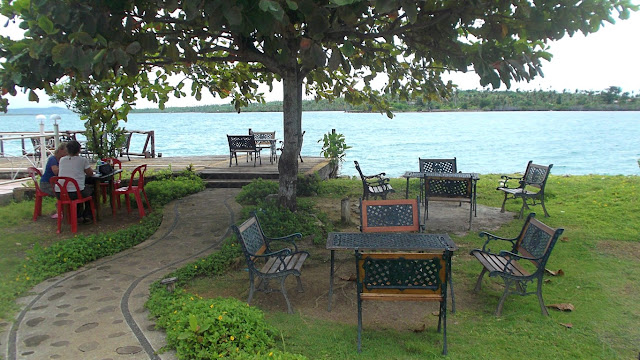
left=405, top=177, right=410, bottom=199
left=94, top=180, right=102, bottom=221
left=448, top=258, right=456, bottom=314
left=328, top=250, right=335, bottom=312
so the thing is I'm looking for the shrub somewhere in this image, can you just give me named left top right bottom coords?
left=296, top=173, right=321, bottom=196
left=146, top=174, right=205, bottom=207
left=236, top=178, right=279, bottom=205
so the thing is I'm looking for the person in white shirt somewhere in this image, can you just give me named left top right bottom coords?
left=57, top=140, right=94, bottom=222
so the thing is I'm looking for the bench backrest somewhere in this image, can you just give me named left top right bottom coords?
left=356, top=251, right=449, bottom=297
left=360, top=198, right=421, bottom=233
left=521, top=161, right=553, bottom=190
left=231, top=215, right=267, bottom=260
left=353, top=160, right=368, bottom=182
left=514, top=213, right=564, bottom=268
left=424, top=176, right=472, bottom=200
left=227, top=135, right=257, bottom=151
left=251, top=131, right=276, bottom=142
left=419, top=158, right=457, bottom=173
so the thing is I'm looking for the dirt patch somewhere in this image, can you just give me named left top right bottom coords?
left=192, top=200, right=515, bottom=330
left=18, top=203, right=145, bottom=248
left=596, top=240, right=640, bottom=262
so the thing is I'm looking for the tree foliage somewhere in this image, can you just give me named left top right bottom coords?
left=0, top=0, right=636, bottom=209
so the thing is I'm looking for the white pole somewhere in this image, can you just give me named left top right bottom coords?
left=50, top=114, right=61, bottom=148
left=36, top=115, right=46, bottom=170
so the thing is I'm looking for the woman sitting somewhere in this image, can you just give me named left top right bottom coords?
left=57, top=140, right=94, bottom=223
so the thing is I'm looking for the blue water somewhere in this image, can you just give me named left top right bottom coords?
left=1, top=111, right=639, bottom=177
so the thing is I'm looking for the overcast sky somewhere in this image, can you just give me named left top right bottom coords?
left=2, top=10, right=639, bottom=110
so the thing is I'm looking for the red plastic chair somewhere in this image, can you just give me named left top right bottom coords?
left=50, top=176, right=96, bottom=233
left=28, top=167, right=51, bottom=221
left=99, top=157, right=122, bottom=202
left=112, top=164, right=152, bottom=218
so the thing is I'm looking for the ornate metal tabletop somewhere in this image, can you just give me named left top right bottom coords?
left=326, top=232, right=457, bottom=251
left=403, top=171, right=480, bottom=180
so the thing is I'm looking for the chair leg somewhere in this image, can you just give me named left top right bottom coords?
left=442, top=299, right=448, bottom=355
left=70, top=204, right=78, bottom=233
left=56, top=202, right=62, bottom=234
left=540, top=197, right=550, bottom=217
left=519, top=198, right=527, bottom=219
left=125, top=194, right=132, bottom=214
left=537, top=277, right=549, bottom=316
left=500, top=193, right=508, bottom=213
left=88, top=200, right=96, bottom=224
left=33, top=195, right=42, bottom=221
left=247, top=273, right=255, bottom=305
left=280, top=276, right=294, bottom=314
left=495, top=279, right=513, bottom=316
left=134, top=191, right=145, bottom=218
left=141, top=188, right=152, bottom=214
left=357, top=295, right=363, bottom=353
left=474, top=268, right=487, bottom=292
left=295, top=275, right=304, bottom=293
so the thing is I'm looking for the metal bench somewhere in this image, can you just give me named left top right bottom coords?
left=231, top=212, right=309, bottom=314
left=424, top=174, right=476, bottom=230
left=470, top=213, right=564, bottom=316
left=354, top=160, right=395, bottom=200
left=497, top=161, right=553, bottom=218
left=355, top=250, right=451, bottom=355
left=227, top=135, right=262, bottom=167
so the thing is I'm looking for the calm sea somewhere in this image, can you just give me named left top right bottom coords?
left=1, top=111, right=639, bottom=177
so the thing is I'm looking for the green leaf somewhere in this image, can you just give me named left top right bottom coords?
left=37, top=16, right=56, bottom=35
left=328, top=48, right=341, bottom=71
left=69, top=32, right=94, bottom=46
left=341, top=41, right=355, bottom=57
left=224, top=6, right=243, bottom=25
left=329, top=0, right=361, bottom=5
left=310, top=44, right=326, bottom=67
left=51, top=43, right=74, bottom=66
left=259, top=0, right=284, bottom=21
left=28, top=90, right=39, bottom=102
left=285, top=0, right=298, bottom=10
left=125, top=42, right=142, bottom=55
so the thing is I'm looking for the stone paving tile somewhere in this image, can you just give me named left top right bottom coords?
left=1, top=188, right=242, bottom=360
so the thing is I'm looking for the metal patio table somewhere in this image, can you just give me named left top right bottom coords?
left=402, top=171, right=480, bottom=199
left=326, top=232, right=458, bottom=312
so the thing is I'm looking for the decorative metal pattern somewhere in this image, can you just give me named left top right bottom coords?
left=362, top=256, right=441, bottom=290
left=365, top=203, right=415, bottom=228
left=404, top=171, right=479, bottom=180
left=520, top=223, right=551, bottom=259
left=524, top=164, right=550, bottom=187
left=241, top=221, right=265, bottom=255
left=419, top=158, right=457, bottom=173
left=327, top=232, right=457, bottom=251
left=227, top=135, right=256, bottom=149
left=425, top=178, right=471, bottom=198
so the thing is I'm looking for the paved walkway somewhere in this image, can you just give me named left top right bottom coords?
left=0, top=188, right=242, bottom=360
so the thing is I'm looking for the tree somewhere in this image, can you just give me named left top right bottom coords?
left=0, top=0, right=636, bottom=210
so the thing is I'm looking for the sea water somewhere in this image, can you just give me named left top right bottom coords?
left=1, top=110, right=638, bottom=177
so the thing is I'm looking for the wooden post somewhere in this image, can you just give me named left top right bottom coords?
left=341, top=198, right=350, bottom=223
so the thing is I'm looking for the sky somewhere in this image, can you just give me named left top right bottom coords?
left=2, top=10, right=639, bottom=110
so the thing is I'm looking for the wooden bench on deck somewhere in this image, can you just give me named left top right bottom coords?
left=231, top=212, right=309, bottom=314
left=355, top=250, right=451, bottom=355
left=470, top=213, right=564, bottom=316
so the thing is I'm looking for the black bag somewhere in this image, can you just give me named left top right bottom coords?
left=99, top=163, right=113, bottom=175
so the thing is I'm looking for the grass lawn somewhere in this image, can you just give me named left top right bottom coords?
left=188, top=174, right=640, bottom=359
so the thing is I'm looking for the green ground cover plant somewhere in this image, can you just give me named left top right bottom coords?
left=0, top=172, right=205, bottom=321
left=148, top=173, right=639, bottom=359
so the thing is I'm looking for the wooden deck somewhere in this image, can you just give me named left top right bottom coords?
left=0, top=155, right=332, bottom=202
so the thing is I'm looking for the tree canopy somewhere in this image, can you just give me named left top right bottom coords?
left=0, top=0, right=636, bottom=209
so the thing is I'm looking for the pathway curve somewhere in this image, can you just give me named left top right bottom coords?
left=1, top=188, right=241, bottom=360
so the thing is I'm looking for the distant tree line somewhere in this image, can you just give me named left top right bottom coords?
left=132, top=87, right=639, bottom=113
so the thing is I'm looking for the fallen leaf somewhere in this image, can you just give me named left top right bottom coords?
left=431, top=311, right=439, bottom=316
left=544, top=279, right=552, bottom=283
left=559, top=322, right=573, bottom=329
left=547, top=303, right=575, bottom=312
left=412, top=323, right=426, bottom=333
left=545, top=269, right=565, bottom=276
left=339, top=274, right=356, bottom=282
left=561, top=237, right=570, bottom=242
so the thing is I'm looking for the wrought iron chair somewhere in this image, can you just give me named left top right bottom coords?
left=231, top=212, right=309, bottom=314
left=27, top=167, right=50, bottom=221
left=227, top=135, right=261, bottom=166
left=354, top=161, right=395, bottom=200
left=355, top=250, right=451, bottom=355
left=470, top=213, right=564, bottom=316
left=50, top=176, right=96, bottom=233
left=113, top=164, right=152, bottom=218
left=497, top=161, right=553, bottom=218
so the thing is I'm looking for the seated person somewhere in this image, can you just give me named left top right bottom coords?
left=57, top=140, right=94, bottom=222
left=40, top=142, right=67, bottom=196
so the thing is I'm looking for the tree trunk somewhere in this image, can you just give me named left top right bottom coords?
left=278, top=69, right=303, bottom=211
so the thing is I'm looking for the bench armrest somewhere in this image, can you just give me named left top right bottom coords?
left=478, top=231, right=517, bottom=252
left=498, top=175, right=523, bottom=189
left=265, top=233, right=302, bottom=252
left=498, top=250, right=542, bottom=262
